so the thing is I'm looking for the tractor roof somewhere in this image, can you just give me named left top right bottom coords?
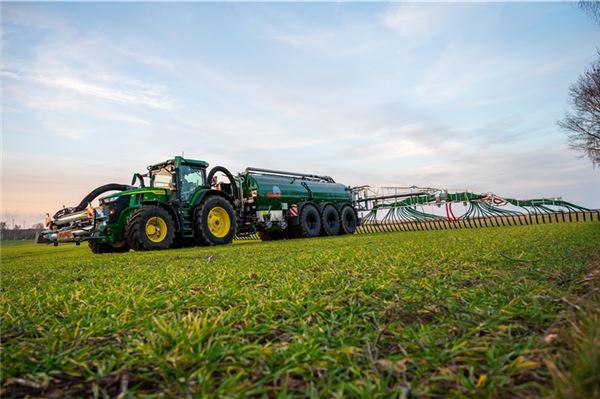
left=148, top=156, right=209, bottom=170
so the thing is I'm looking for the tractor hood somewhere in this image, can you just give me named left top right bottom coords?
left=99, top=187, right=168, bottom=204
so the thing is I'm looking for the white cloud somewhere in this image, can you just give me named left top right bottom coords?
left=111, top=45, right=173, bottom=69
left=380, top=3, right=439, bottom=39
left=357, top=125, right=439, bottom=160
left=1, top=70, right=180, bottom=110
left=52, top=127, right=82, bottom=140
left=1, top=3, right=71, bottom=34
left=108, top=113, right=153, bottom=127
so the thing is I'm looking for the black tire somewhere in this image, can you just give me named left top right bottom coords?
left=125, top=206, right=175, bottom=251
left=295, top=203, right=321, bottom=238
left=88, top=241, right=130, bottom=254
left=339, top=205, right=358, bottom=235
left=257, top=230, right=285, bottom=241
left=320, top=204, right=341, bottom=236
left=195, top=196, right=236, bottom=246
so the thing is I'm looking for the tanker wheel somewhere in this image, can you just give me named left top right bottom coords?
left=88, top=241, right=130, bottom=254
left=339, top=205, right=358, bottom=235
left=125, top=206, right=175, bottom=251
left=320, top=204, right=341, bottom=236
left=295, top=203, right=321, bottom=238
left=258, top=230, right=285, bottom=241
left=195, top=196, right=236, bottom=246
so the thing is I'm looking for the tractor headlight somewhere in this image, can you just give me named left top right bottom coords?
left=101, top=197, right=119, bottom=204
left=102, top=204, right=118, bottom=222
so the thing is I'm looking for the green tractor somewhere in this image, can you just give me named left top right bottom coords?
left=38, top=156, right=359, bottom=253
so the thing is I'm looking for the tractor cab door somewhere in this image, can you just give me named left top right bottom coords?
left=178, top=164, right=206, bottom=204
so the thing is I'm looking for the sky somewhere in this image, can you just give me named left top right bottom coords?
left=1, top=2, right=599, bottom=227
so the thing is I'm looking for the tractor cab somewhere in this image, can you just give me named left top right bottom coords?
left=146, top=156, right=209, bottom=204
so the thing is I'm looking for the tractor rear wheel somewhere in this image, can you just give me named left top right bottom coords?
left=195, top=196, right=236, bottom=246
left=320, top=204, right=341, bottom=236
left=88, top=241, right=130, bottom=254
left=339, top=205, right=358, bottom=235
left=125, top=206, right=175, bottom=251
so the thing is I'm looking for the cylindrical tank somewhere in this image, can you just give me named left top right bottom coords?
left=243, top=174, right=351, bottom=209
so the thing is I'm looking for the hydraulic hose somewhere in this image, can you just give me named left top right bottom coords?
left=207, top=166, right=239, bottom=203
left=53, top=183, right=132, bottom=219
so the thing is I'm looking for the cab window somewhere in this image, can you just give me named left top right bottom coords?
left=150, top=166, right=173, bottom=188
left=179, top=165, right=205, bottom=201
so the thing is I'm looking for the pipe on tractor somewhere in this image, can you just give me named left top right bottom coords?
left=38, top=183, right=133, bottom=245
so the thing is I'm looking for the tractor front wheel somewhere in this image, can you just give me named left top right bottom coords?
left=125, top=206, right=175, bottom=251
left=195, top=196, right=236, bottom=246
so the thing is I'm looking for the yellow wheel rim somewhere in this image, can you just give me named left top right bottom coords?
left=207, top=206, right=230, bottom=238
left=145, top=217, right=168, bottom=243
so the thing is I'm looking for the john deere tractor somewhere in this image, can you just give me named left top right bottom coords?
left=37, top=156, right=359, bottom=253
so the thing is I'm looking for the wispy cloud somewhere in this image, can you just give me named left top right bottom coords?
left=2, top=70, right=179, bottom=110
left=108, top=113, right=153, bottom=127
left=380, top=3, right=440, bottom=39
left=111, top=46, right=173, bottom=69
left=357, top=125, right=443, bottom=160
left=52, top=127, right=82, bottom=140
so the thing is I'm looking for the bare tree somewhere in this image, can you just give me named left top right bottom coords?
left=579, top=0, right=600, bottom=24
left=558, top=52, right=600, bottom=167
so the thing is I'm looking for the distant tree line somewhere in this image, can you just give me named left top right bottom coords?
left=0, top=222, right=43, bottom=241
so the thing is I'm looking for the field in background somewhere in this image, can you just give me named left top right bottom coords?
left=2, top=223, right=599, bottom=397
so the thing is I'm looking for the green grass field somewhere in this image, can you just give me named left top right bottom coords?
left=2, top=223, right=599, bottom=398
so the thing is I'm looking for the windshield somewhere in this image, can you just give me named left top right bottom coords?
left=180, top=164, right=205, bottom=201
left=150, top=166, right=174, bottom=188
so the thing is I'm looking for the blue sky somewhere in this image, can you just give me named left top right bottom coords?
left=1, top=2, right=599, bottom=226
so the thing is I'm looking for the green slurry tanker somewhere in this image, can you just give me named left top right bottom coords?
left=37, top=156, right=359, bottom=253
